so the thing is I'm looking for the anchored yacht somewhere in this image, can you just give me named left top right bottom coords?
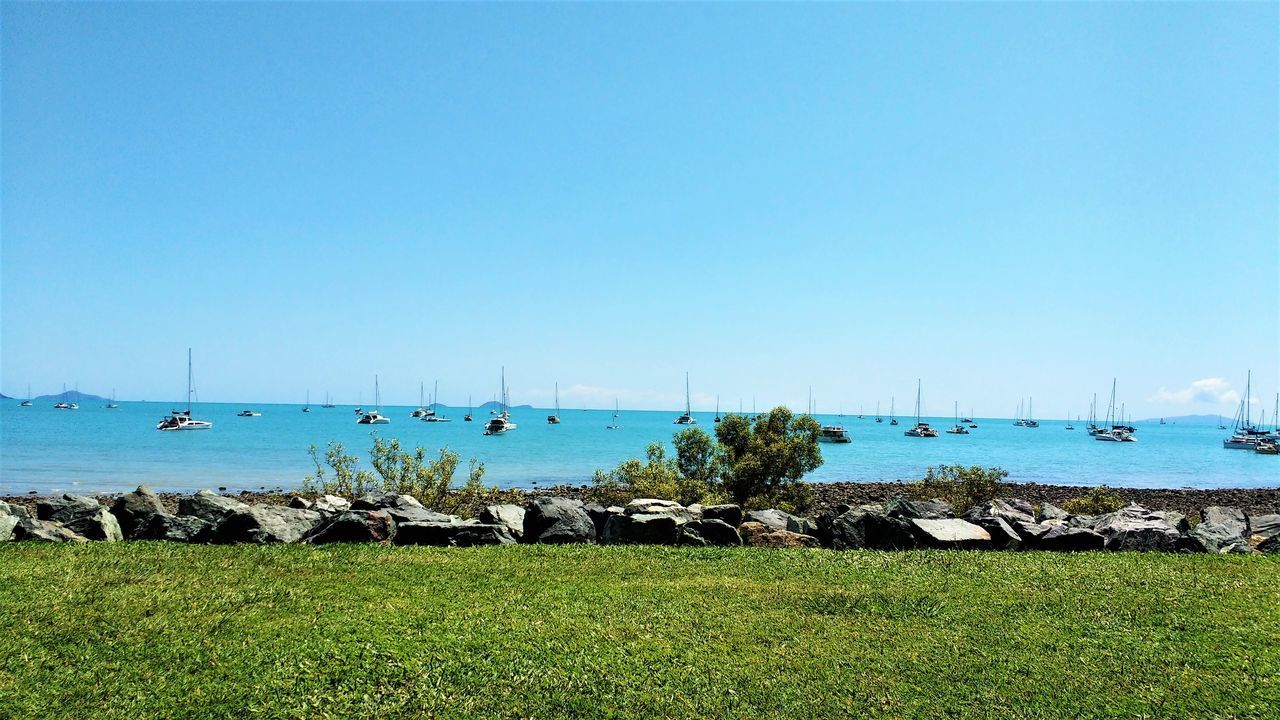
left=157, top=349, right=213, bottom=431
left=904, top=380, right=939, bottom=437
left=674, top=373, right=697, bottom=424
left=356, top=376, right=391, bottom=425
left=484, top=368, right=517, bottom=435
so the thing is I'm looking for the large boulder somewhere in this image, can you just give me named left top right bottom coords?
left=395, top=520, right=515, bottom=547
left=739, top=522, right=820, bottom=549
left=1092, top=504, right=1183, bottom=552
left=886, top=497, right=954, bottom=520
left=214, top=505, right=322, bottom=544
left=179, top=490, right=252, bottom=528
left=288, top=496, right=314, bottom=510
left=13, top=518, right=88, bottom=543
left=143, top=514, right=213, bottom=543
left=111, top=486, right=168, bottom=539
left=0, top=514, right=17, bottom=542
left=964, top=498, right=1035, bottom=526
left=678, top=519, right=742, bottom=547
left=37, top=494, right=122, bottom=541
left=602, top=513, right=680, bottom=545
left=582, top=503, right=623, bottom=538
left=305, top=510, right=395, bottom=544
left=1036, top=525, right=1104, bottom=552
left=1039, top=503, right=1070, bottom=522
left=522, top=497, right=596, bottom=544
left=479, top=504, right=526, bottom=540
left=351, top=492, right=454, bottom=524
left=1188, top=506, right=1250, bottom=554
left=745, top=508, right=818, bottom=537
left=829, top=506, right=916, bottom=550
left=1247, top=514, right=1280, bottom=553
left=701, top=504, right=743, bottom=528
left=1014, top=521, right=1052, bottom=543
left=971, top=516, right=1021, bottom=550
left=910, top=518, right=992, bottom=549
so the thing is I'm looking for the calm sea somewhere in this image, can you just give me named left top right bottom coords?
left=1, top=401, right=1275, bottom=496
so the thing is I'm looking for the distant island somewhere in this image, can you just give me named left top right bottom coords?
left=25, top=391, right=112, bottom=403
left=1136, top=414, right=1231, bottom=425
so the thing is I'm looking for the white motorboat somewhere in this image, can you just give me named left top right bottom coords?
left=674, top=372, right=697, bottom=424
left=236, top=410, right=261, bottom=417
left=904, top=380, right=939, bottom=437
left=157, top=349, right=213, bottom=431
left=819, top=425, right=851, bottom=443
left=357, top=375, right=391, bottom=425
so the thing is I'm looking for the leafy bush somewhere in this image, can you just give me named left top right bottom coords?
left=715, top=408, right=823, bottom=507
left=1062, top=486, right=1126, bottom=516
left=591, top=430, right=724, bottom=507
left=907, top=465, right=1008, bottom=514
left=304, top=437, right=514, bottom=517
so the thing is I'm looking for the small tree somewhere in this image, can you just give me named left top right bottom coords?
left=715, top=407, right=823, bottom=507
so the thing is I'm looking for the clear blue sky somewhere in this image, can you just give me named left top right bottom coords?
left=2, top=2, right=1276, bottom=419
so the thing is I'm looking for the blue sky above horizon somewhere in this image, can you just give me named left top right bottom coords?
left=2, top=2, right=1276, bottom=418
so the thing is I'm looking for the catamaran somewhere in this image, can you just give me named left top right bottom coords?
left=411, top=382, right=429, bottom=418
left=547, top=382, right=562, bottom=424
left=946, top=401, right=969, bottom=435
left=674, top=372, right=696, bottom=424
left=54, top=384, right=77, bottom=410
left=157, top=349, right=212, bottom=430
left=356, top=376, right=390, bottom=424
left=484, top=368, right=517, bottom=435
left=904, top=380, right=939, bottom=437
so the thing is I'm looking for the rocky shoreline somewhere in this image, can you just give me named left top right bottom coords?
left=4, top=480, right=1278, bottom=520
left=3, top=484, right=1278, bottom=555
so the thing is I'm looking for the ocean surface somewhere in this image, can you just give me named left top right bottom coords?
left=1, top=401, right=1275, bottom=496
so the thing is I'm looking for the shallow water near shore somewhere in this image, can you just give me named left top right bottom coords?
left=1, top=401, right=1275, bottom=495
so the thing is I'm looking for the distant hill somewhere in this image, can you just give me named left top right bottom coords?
left=32, top=391, right=111, bottom=403
left=1136, top=414, right=1231, bottom=425
left=475, top=401, right=534, bottom=411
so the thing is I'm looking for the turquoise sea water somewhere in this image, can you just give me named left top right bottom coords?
left=1, top=401, right=1275, bottom=495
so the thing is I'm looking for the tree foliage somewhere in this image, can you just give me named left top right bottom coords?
left=907, top=465, right=1008, bottom=514
left=714, top=407, right=823, bottom=507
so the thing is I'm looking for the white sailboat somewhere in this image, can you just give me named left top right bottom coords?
left=20, top=384, right=33, bottom=407
left=674, top=373, right=697, bottom=424
left=903, top=380, right=939, bottom=437
left=547, top=382, right=562, bottom=424
left=464, top=396, right=474, bottom=422
left=424, top=381, right=451, bottom=422
left=1024, top=398, right=1039, bottom=428
left=484, top=368, right=517, bottom=435
left=302, top=390, right=311, bottom=413
left=1223, top=370, right=1267, bottom=449
left=105, top=388, right=119, bottom=409
left=54, top=383, right=77, bottom=410
left=946, top=401, right=968, bottom=434
left=357, top=376, right=390, bottom=424
left=157, top=349, right=212, bottom=430
left=889, top=396, right=898, bottom=426
left=1095, top=379, right=1134, bottom=442
left=321, top=392, right=335, bottom=409
left=607, top=398, right=622, bottom=430
left=411, top=382, right=429, bottom=418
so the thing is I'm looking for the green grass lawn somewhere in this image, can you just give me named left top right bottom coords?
left=1, top=545, right=1277, bottom=719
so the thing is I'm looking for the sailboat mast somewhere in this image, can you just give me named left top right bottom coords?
left=186, top=347, right=193, bottom=413
left=685, top=372, right=691, bottom=415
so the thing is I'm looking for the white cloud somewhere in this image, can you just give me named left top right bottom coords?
left=1148, top=378, right=1241, bottom=406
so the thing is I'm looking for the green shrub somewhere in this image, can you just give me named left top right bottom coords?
left=1062, top=486, right=1126, bottom=516
left=303, top=441, right=379, bottom=497
left=715, top=408, right=823, bottom=507
left=907, top=465, right=1008, bottom=514
left=590, top=435, right=723, bottom=507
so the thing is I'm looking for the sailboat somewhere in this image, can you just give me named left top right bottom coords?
left=946, top=401, right=968, bottom=434
left=411, top=382, right=429, bottom=418
left=356, top=376, right=390, bottom=424
left=889, top=396, right=898, bottom=426
left=1024, top=398, right=1039, bottom=428
left=674, top=372, right=696, bottom=424
left=321, top=392, right=335, bottom=409
left=607, top=398, right=622, bottom=430
left=156, top=349, right=213, bottom=430
left=1223, top=371, right=1267, bottom=449
left=875, top=401, right=882, bottom=423
left=424, top=381, right=451, bottom=422
left=904, top=380, right=938, bottom=437
left=1095, top=379, right=1134, bottom=442
left=105, top=389, right=119, bottom=409
left=484, top=368, right=517, bottom=435
left=20, top=384, right=33, bottom=407
left=547, top=382, right=562, bottom=424
left=464, top=396, right=474, bottom=422
left=54, top=383, right=77, bottom=409
left=1064, top=412, right=1074, bottom=430
left=967, top=408, right=977, bottom=428
left=302, top=390, right=311, bottom=413
left=714, top=396, right=721, bottom=423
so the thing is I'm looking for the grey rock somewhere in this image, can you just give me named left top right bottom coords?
left=350, top=492, right=453, bottom=524
left=1203, top=506, right=1248, bottom=536
left=522, top=497, right=596, bottom=544
left=305, top=510, right=395, bottom=544
left=677, top=518, right=742, bottom=547
left=701, top=503, right=743, bottom=528
left=964, top=498, right=1035, bottom=526
left=479, top=503, right=526, bottom=540
left=1092, top=505, right=1183, bottom=552
left=602, top=513, right=680, bottom=545
left=37, top=494, right=122, bottom=541
left=1039, top=503, right=1069, bottom=522
left=313, top=495, right=352, bottom=514
left=0, top=501, right=29, bottom=519
left=972, top=516, right=1021, bottom=550
left=1067, top=514, right=1098, bottom=529
left=626, top=498, right=685, bottom=514
left=144, top=514, right=213, bottom=543
left=395, top=520, right=515, bottom=547
left=910, top=518, right=992, bottom=549
left=744, top=508, right=817, bottom=537
left=1036, top=525, right=1105, bottom=552
left=13, top=517, right=88, bottom=543
left=111, top=486, right=168, bottom=539
left=1015, top=521, right=1052, bottom=542
left=179, top=490, right=252, bottom=528
left=0, top=514, right=18, bottom=541
left=830, top=506, right=917, bottom=550
left=885, top=497, right=954, bottom=520
left=1247, top=513, right=1280, bottom=553
left=215, top=505, right=322, bottom=544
